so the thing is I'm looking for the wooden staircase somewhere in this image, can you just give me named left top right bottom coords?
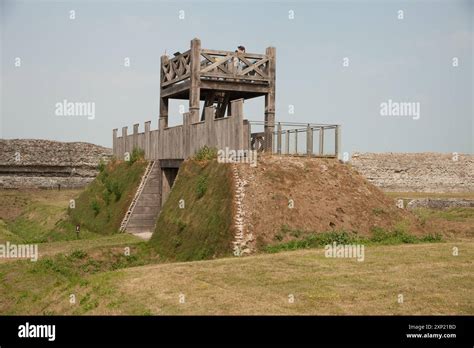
left=120, top=161, right=161, bottom=240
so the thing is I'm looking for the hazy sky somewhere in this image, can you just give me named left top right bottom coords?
left=1, top=0, right=472, bottom=155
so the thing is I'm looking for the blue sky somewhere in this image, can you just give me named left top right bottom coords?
left=1, top=0, right=472, bottom=154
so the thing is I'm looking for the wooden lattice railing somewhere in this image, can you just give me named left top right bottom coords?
left=161, top=50, right=191, bottom=87
left=199, top=49, right=270, bottom=83
left=160, top=48, right=271, bottom=87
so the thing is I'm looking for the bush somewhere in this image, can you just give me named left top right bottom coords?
left=97, top=159, right=106, bottom=173
left=69, top=250, right=88, bottom=260
left=194, top=146, right=218, bottom=161
left=129, top=147, right=145, bottom=165
left=111, top=182, right=122, bottom=201
left=103, top=189, right=111, bottom=206
left=196, top=175, right=208, bottom=198
left=91, top=200, right=100, bottom=216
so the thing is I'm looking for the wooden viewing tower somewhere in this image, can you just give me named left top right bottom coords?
left=113, top=38, right=340, bottom=163
left=113, top=38, right=341, bottom=236
left=159, top=38, right=276, bottom=150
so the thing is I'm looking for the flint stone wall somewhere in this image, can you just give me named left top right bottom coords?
left=350, top=152, right=474, bottom=193
left=0, top=139, right=112, bottom=189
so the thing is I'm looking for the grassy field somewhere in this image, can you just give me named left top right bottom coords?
left=0, top=172, right=472, bottom=315
left=1, top=241, right=471, bottom=315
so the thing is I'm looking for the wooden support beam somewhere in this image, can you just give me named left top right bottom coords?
left=133, top=123, right=139, bottom=150
left=160, top=55, right=170, bottom=127
left=231, top=99, right=244, bottom=151
left=277, top=123, right=282, bottom=155
left=319, top=127, right=325, bottom=156
left=161, top=80, right=191, bottom=98
left=306, top=124, right=313, bottom=156
left=201, top=90, right=216, bottom=121
left=200, top=80, right=270, bottom=94
left=112, top=128, right=118, bottom=157
left=189, top=38, right=201, bottom=124
left=144, top=121, right=151, bottom=159
left=335, top=125, right=341, bottom=159
left=205, top=106, right=216, bottom=148
left=294, top=130, right=298, bottom=154
left=285, top=130, right=290, bottom=155
left=264, top=46, right=276, bottom=152
left=216, top=93, right=230, bottom=119
left=121, top=126, right=128, bottom=159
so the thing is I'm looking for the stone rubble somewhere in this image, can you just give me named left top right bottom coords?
left=350, top=152, right=474, bottom=193
left=232, top=164, right=253, bottom=256
left=0, top=139, right=112, bottom=188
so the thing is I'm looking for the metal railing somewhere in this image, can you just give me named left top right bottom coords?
left=248, top=121, right=340, bottom=158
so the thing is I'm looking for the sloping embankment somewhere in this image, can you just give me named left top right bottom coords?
left=149, top=160, right=234, bottom=261
left=150, top=156, right=428, bottom=259
left=235, top=155, right=427, bottom=250
left=68, top=158, right=147, bottom=235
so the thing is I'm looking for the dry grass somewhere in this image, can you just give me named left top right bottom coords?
left=45, top=241, right=473, bottom=315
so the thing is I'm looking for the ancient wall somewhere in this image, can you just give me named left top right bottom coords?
left=0, top=139, right=112, bottom=189
left=350, top=152, right=474, bottom=193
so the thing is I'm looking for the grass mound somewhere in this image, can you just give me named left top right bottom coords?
left=150, top=159, right=234, bottom=261
left=68, top=151, right=147, bottom=235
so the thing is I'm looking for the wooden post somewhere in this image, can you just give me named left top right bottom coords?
left=264, top=46, right=276, bottom=152
left=133, top=123, right=139, bottom=150
left=243, top=120, right=250, bottom=151
left=121, top=126, right=128, bottom=159
left=295, top=130, right=298, bottom=154
left=277, top=122, right=282, bottom=155
left=160, top=55, right=169, bottom=129
left=159, top=50, right=168, bottom=159
left=205, top=106, right=216, bottom=148
left=183, top=112, right=191, bottom=158
left=335, top=125, right=341, bottom=159
left=319, top=127, right=324, bottom=156
left=189, top=38, right=201, bottom=124
left=231, top=99, right=244, bottom=151
left=306, top=124, right=313, bottom=156
left=144, top=121, right=151, bottom=160
left=112, top=128, right=118, bottom=157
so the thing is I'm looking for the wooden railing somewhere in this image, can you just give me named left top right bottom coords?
left=249, top=121, right=341, bottom=158
left=199, top=49, right=270, bottom=84
left=113, top=100, right=249, bottom=161
left=160, top=47, right=271, bottom=87
left=161, top=50, right=191, bottom=87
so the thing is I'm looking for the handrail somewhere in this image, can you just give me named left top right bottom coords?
left=248, top=120, right=341, bottom=158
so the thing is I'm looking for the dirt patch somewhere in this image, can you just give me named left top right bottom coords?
left=236, top=155, right=427, bottom=248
